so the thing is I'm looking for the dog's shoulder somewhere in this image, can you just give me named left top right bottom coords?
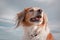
left=46, top=33, right=54, bottom=40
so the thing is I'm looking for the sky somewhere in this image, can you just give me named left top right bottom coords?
left=0, top=0, right=60, bottom=31
left=0, top=0, right=60, bottom=40
left=0, top=0, right=60, bottom=21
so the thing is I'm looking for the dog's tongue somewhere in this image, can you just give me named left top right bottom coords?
left=32, top=18, right=40, bottom=21
left=35, top=17, right=40, bottom=20
left=30, top=17, right=40, bottom=22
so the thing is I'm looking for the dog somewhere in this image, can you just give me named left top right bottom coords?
left=16, top=7, right=54, bottom=40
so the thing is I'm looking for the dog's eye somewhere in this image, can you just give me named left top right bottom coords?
left=29, top=9, right=34, bottom=12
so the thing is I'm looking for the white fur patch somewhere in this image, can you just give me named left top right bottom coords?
left=22, top=25, right=50, bottom=40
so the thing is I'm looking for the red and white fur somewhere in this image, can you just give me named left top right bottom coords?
left=16, top=7, right=54, bottom=40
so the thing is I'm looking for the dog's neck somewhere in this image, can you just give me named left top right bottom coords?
left=22, top=25, right=50, bottom=40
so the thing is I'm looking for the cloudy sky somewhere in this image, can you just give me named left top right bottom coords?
left=0, top=0, right=60, bottom=40
left=0, top=0, right=60, bottom=21
left=0, top=0, right=60, bottom=30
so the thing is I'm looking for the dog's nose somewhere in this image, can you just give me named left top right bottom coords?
left=37, top=9, right=42, bottom=14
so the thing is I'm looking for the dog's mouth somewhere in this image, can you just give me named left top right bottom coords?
left=30, top=15, right=41, bottom=22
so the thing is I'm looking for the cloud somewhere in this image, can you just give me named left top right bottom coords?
left=33, top=0, right=54, bottom=4
left=33, top=0, right=56, bottom=6
left=0, top=0, right=21, bottom=20
left=48, top=21, right=60, bottom=33
left=0, top=26, right=9, bottom=29
left=0, top=8, right=17, bottom=19
left=0, top=26, right=23, bottom=40
left=0, top=26, right=23, bottom=35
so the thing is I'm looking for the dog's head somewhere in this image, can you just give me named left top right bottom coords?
left=16, top=7, right=48, bottom=27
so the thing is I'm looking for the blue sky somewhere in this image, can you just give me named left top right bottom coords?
left=0, top=0, right=60, bottom=40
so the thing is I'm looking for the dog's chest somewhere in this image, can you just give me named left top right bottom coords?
left=24, top=26, right=38, bottom=35
left=23, top=26, right=49, bottom=40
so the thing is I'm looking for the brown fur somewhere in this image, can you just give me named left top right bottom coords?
left=16, top=7, right=33, bottom=27
left=46, top=33, right=54, bottom=40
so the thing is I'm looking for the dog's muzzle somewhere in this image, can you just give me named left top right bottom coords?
left=30, top=15, right=42, bottom=22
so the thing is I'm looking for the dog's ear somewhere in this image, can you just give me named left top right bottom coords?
left=16, top=11, right=25, bottom=28
left=42, top=14, right=48, bottom=27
